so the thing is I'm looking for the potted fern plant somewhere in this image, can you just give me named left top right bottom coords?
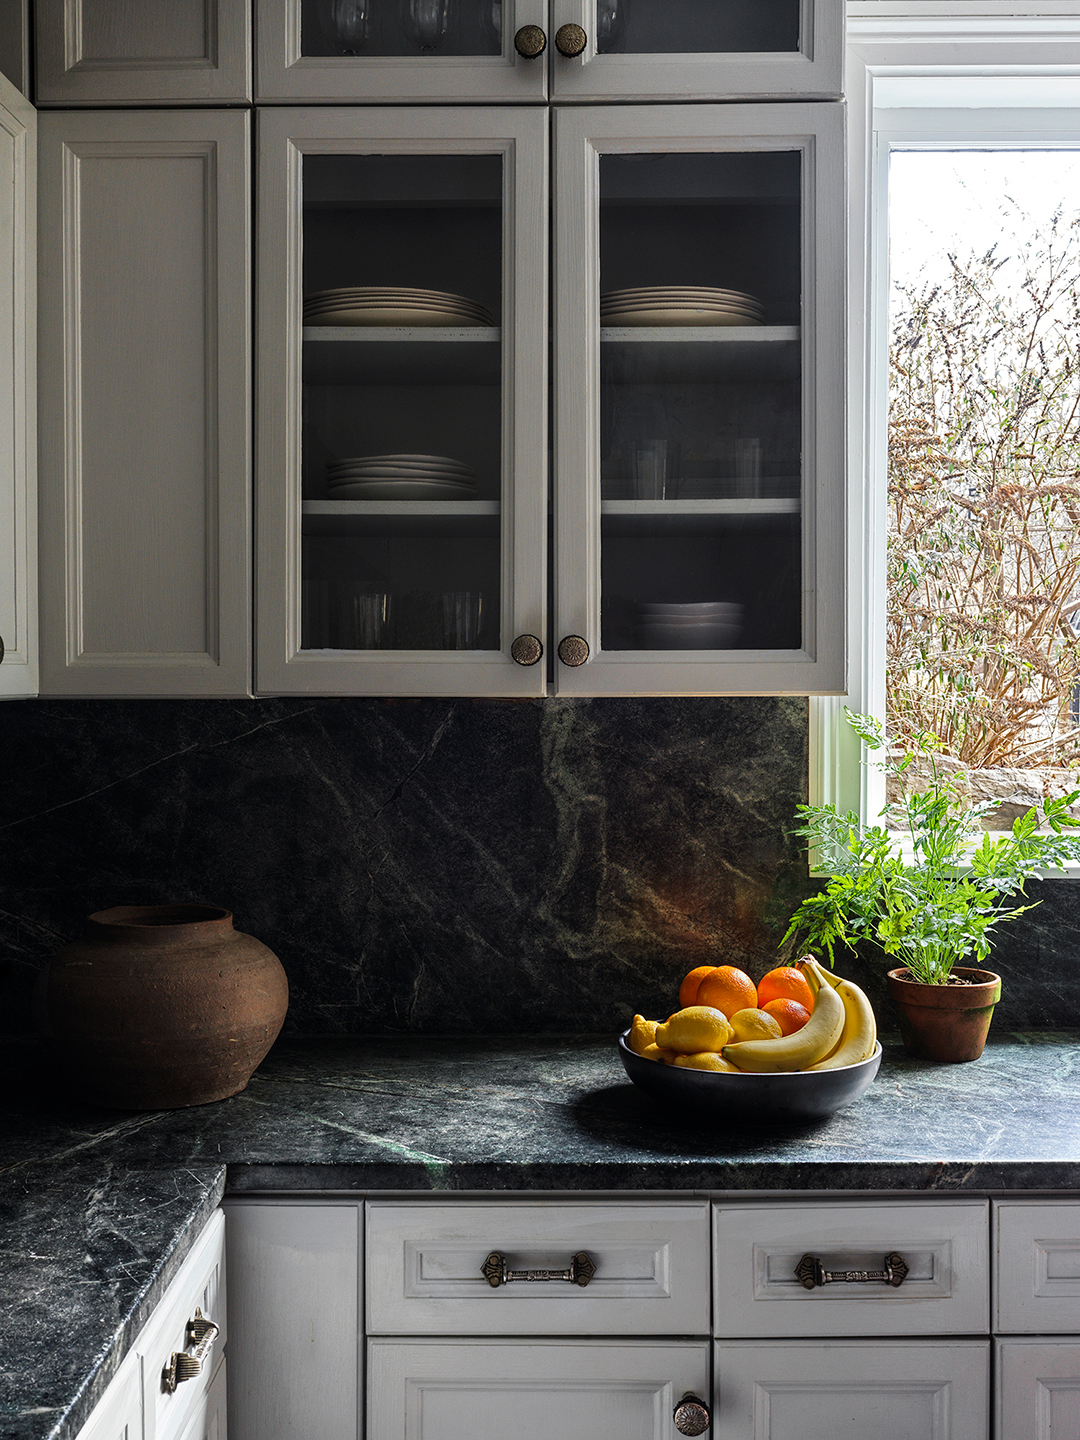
left=783, top=711, right=1080, bottom=1061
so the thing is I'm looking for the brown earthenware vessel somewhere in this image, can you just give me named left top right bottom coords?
left=45, top=904, right=289, bottom=1109
left=886, top=965, right=1001, bottom=1063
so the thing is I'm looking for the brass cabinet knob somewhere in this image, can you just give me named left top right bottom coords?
left=673, top=1394, right=710, bottom=1436
left=557, top=635, right=589, bottom=667
left=555, top=22, right=587, bottom=55
left=514, top=24, right=547, bottom=56
left=511, top=634, right=543, bottom=666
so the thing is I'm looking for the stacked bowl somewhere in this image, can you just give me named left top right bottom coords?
left=600, top=286, right=764, bottom=328
left=637, top=600, right=743, bottom=649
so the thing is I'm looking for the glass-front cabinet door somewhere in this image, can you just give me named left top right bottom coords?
left=256, top=107, right=548, bottom=696
left=553, top=103, right=845, bottom=696
left=256, top=0, right=842, bottom=103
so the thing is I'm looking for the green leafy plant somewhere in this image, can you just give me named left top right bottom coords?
left=783, top=711, right=1080, bottom=984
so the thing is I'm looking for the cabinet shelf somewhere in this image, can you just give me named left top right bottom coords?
left=303, top=327, right=501, bottom=385
left=601, top=325, right=799, bottom=382
left=601, top=497, right=799, bottom=536
left=303, top=499, right=500, bottom=537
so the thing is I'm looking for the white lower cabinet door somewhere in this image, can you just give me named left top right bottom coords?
left=367, top=1338, right=709, bottom=1440
left=995, top=1338, right=1080, bottom=1440
left=713, top=1339, right=989, bottom=1440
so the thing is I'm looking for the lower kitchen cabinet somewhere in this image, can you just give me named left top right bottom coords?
left=368, top=1338, right=709, bottom=1440
left=222, top=1193, right=1080, bottom=1440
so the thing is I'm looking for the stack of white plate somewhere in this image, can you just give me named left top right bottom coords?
left=638, top=600, right=743, bottom=649
left=304, top=287, right=495, bottom=328
left=326, top=454, right=479, bottom=501
left=600, top=286, right=764, bottom=328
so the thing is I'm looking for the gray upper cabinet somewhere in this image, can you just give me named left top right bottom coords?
left=35, top=0, right=252, bottom=105
left=37, top=109, right=252, bottom=697
left=255, top=0, right=842, bottom=104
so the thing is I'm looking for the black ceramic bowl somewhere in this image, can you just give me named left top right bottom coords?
left=617, top=1032, right=882, bottom=1123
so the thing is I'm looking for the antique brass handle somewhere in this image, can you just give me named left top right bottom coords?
left=511, top=634, right=543, bottom=666
left=514, top=24, right=547, bottom=56
left=795, top=1252, right=910, bottom=1290
left=481, top=1250, right=596, bottom=1287
left=557, top=634, right=589, bottom=666
left=161, top=1307, right=219, bottom=1394
left=555, top=22, right=588, bottom=55
left=673, top=1394, right=710, bottom=1436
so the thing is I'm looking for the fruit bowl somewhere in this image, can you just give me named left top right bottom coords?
left=617, top=1032, right=882, bottom=1124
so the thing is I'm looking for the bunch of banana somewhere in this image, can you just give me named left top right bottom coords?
left=719, top=957, right=877, bottom=1073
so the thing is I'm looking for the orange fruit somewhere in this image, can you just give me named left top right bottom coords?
left=727, top=1007, right=783, bottom=1042
left=762, top=997, right=811, bottom=1036
left=678, top=965, right=717, bottom=1008
left=696, top=965, right=757, bottom=1018
left=756, top=966, right=815, bottom=1014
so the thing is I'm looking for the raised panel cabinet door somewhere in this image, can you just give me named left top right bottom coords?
left=255, top=0, right=547, bottom=103
left=714, top=1339, right=990, bottom=1440
left=0, top=68, right=35, bottom=698
left=222, top=1200, right=362, bottom=1440
left=74, top=1348, right=142, bottom=1440
left=37, top=108, right=252, bottom=697
left=996, top=1338, right=1080, bottom=1440
left=368, top=1337, right=710, bottom=1440
left=994, top=1199, right=1080, bottom=1333
left=34, top=0, right=252, bottom=104
left=553, top=102, right=846, bottom=697
left=550, top=0, right=844, bottom=102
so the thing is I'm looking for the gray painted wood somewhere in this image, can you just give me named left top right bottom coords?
left=37, top=108, right=252, bottom=696
left=0, top=68, right=35, bottom=698
left=35, top=0, right=252, bottom=104
left=0, top=0, right=30, bottom=95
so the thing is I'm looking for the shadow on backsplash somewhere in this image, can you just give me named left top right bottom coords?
left=1, top=694, right=1079, bottom=1038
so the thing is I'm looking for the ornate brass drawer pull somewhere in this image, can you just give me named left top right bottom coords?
left=161, top=1307, right=220, bottom=1393
left=796, top=1252, right=909, bottom=1290
left=481, top=1250, right=596, bottom=1288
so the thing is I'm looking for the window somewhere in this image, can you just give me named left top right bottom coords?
left=812, top=9, right=1080, bottom=868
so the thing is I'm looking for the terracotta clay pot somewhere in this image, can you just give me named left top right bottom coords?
left=45, top=904, right=289, bottom=1109
left=886, top=966, right=1002, bottom=1063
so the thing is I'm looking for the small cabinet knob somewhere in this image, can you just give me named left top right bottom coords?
left=555, top=22, right=588, bottom=55
left=511, top=634, right=543, bottom=666
left=673, top=1394, right=710, bottom=1436
left=557, top=635, right=590, bottom=667
left=514, top=24, right=547, bottom=56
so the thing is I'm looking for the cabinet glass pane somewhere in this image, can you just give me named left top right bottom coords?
left=599, top=151, right=801, bottom=653
left=595, top=0, right=800, bottom=56
left=301, top=153, right=503, bottom=652
left=301, top=0, right=502, bottom=57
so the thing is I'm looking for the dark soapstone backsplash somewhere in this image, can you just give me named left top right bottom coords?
left=1, top=695, right=1079, bottom=1040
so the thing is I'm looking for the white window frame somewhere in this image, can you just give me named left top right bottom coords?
left=810, top=3, right=1080, bottom=871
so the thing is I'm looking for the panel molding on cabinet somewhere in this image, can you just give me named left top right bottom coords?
left=0, top=68, right=35, bottom=698
left=994, top=1200, right=1080, bottom=1333
left=38, top=109, right=252, bottom=697
left=34, top=0, right=252, bottom=105
left=714, top=1339, right=990, bottom=1440
left=368, top=1337, right=710, bottom=1440
left=713, top=1200, right=989, bottom=1337
left=222, top=1199, right=362, bottom=1440
left=995, top=1338, right=1080, bottom=1440
left=366, top=1199, right=710, bottom=1335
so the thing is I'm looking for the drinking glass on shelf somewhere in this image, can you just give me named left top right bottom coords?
left=632, top=438, right=668, bottom=500
left=402, top=0, right=454, bottom=50
left=733, top=437, right=763, bottom=499
left=441, top=591, right=483, bottom=648
left=325, top=0, right=376, bottom=53
left=334, top=587, right=392, bottom=649
left=596, top=0, right=628, bottom=52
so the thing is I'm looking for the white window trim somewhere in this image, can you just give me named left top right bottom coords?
left=809, top=5, right=1080, bottom=873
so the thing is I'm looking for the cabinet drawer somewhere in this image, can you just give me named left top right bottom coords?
left=366, top=1200, right=710, bottom=1335
left=137, top=1208, right=226, bottom=1440
left=995, top=1200, right=1080, bottom=1332
left=713, top=1200, right=989, bottom=1337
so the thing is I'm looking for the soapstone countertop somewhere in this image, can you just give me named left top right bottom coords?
left=4, top=1031, right=1080, bottom=1440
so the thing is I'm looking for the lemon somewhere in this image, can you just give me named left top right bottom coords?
left=627, top=1014, right=660, bottom=1056
left=672, top=1051, right=741, bottom=1073
left=654, top=1006, right=733, bottom=1054
left=728, top=1007, right=784, bottom=1042
left=640, top=1042, right=678, bottom=1064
